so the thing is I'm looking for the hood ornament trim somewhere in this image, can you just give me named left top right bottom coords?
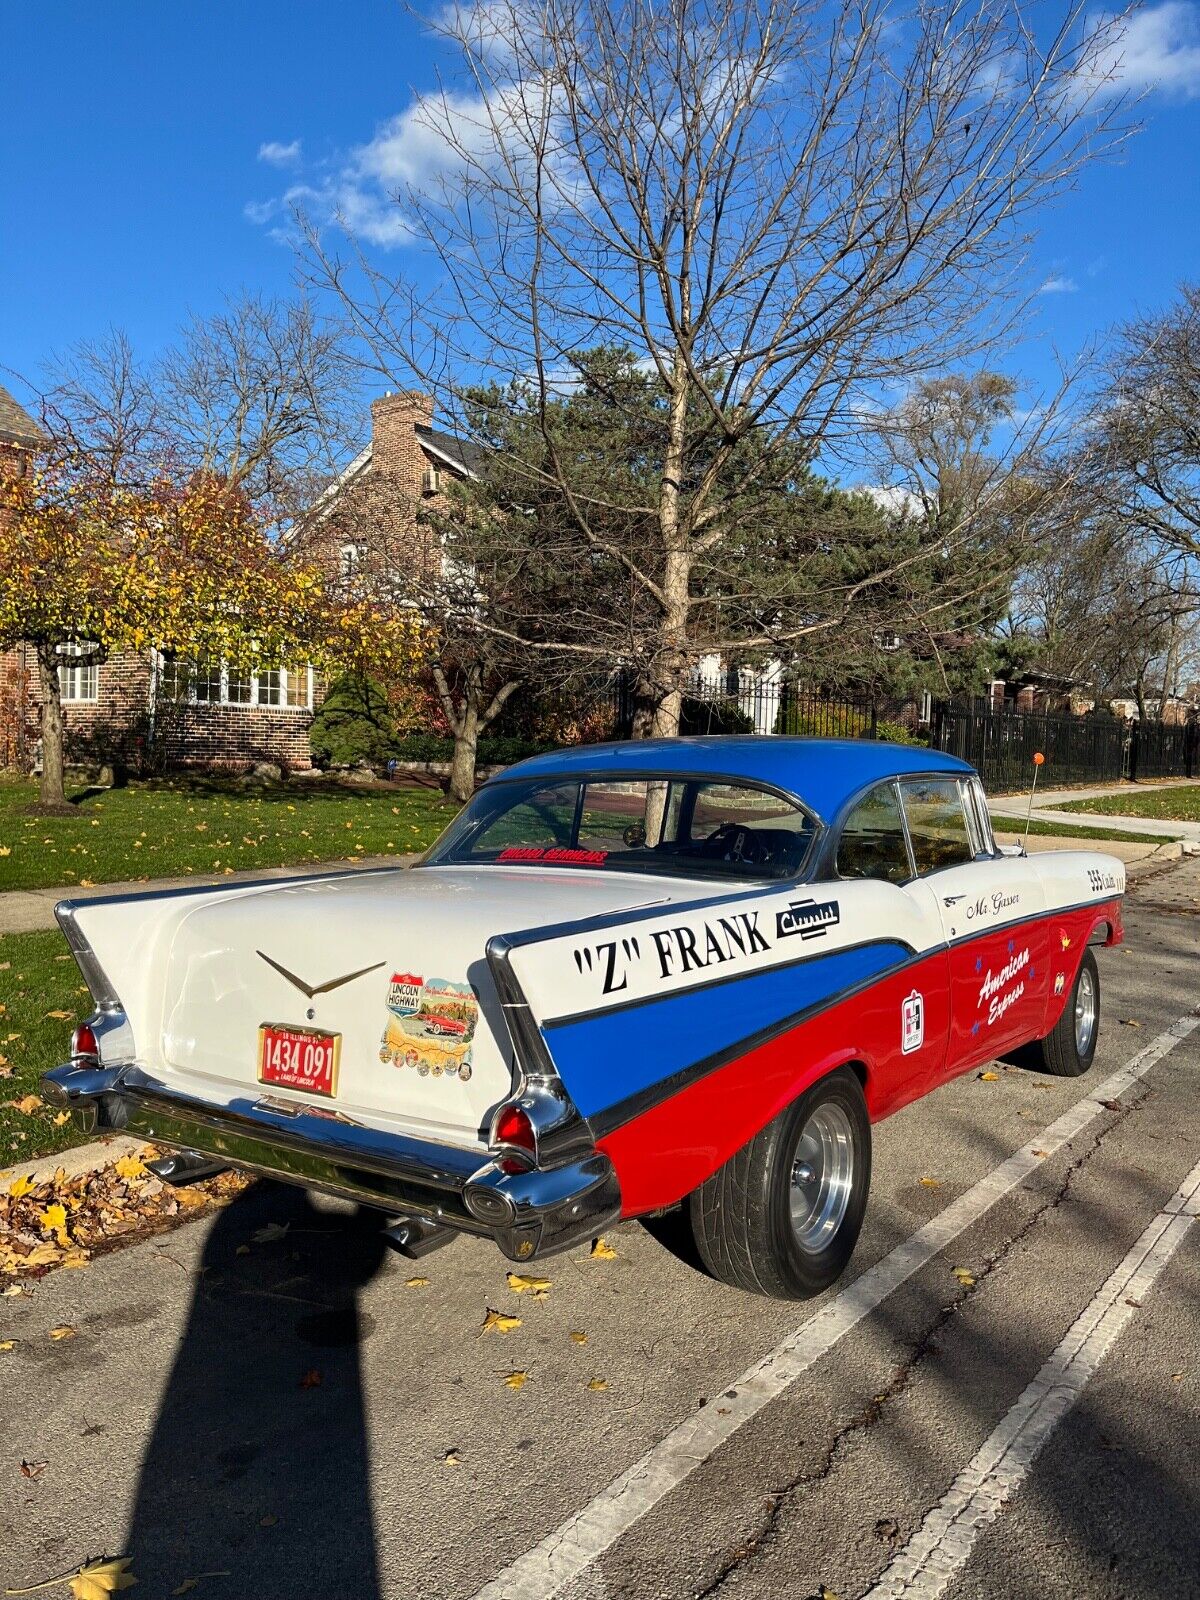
left=256, top=951, right=385, bottom=1000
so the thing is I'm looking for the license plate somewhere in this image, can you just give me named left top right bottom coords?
left=258, top=1024, right=341, bottom=1098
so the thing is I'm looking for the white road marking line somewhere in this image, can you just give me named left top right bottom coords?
left=472, top=1013, right=1199, bottom=1600
left=863, top=1153, right=1200, bottom=1599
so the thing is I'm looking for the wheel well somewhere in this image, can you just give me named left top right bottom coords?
left=845, top=1059, right=868, bottom=1093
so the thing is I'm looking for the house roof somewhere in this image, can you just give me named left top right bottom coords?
left=415, top=424, right=485, bottom=478
left=493, top=735, right=973, bottom=825
left=0, top=383, right=45, bottom=449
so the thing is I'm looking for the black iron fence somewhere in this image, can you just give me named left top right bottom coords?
left=931, top=698, right=1200, bottom=790
left=608, top=670, right=924, bottom=743
left=604, top=672, right=1200, bottom=792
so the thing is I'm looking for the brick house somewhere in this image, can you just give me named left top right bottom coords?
left=0, top=389, right=478, bottom=775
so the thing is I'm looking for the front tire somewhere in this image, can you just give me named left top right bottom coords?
left=1029, top=948, right=1100, bottom=1077
left=687, top=1067, right=871, bottom=1299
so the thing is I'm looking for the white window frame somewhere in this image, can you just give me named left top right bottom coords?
left=154, top=655, right=313, bottom=712
left=57, top=643, right=99, bottom=703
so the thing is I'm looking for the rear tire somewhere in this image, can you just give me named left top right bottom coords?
left=687, top=1066, right=871, bottom=1299
left=1029, top=948, right=1100, bottom=1077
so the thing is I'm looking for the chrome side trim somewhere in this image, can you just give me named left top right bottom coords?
left=54, top=901, right=122, bottom=1012
left=485, top=934, right=596, bottom=1167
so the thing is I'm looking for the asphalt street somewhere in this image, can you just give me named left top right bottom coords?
left=2, top=858, right=1198, bottom=1600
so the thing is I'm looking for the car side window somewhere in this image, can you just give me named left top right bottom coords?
left=901, top=778, right=974, bottom=875
left=836, top=783, right=912, bottom=884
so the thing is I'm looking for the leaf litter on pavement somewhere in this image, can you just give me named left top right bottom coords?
left=1, top=1152, right=247, bottom=1285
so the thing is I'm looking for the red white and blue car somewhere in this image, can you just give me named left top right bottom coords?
left=45, top=737, right=1125, bottom=1299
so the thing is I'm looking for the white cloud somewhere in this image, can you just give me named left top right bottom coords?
left=1039, top=275, right=1078, bottom=294
left=257, top=138, right=302, bottom=166
left=1076, top=3, right=1200, bottom=101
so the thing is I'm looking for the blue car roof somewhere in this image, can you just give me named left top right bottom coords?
left=493, top=736, right=974, bottom=823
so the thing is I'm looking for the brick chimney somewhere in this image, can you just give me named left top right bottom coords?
left=370, top=390, right=435, bottom=488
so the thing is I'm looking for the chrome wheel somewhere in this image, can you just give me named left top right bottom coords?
left=1075, top=964, right=1097, bottom=1057
left=789, top=1102, right=855, bottom=1253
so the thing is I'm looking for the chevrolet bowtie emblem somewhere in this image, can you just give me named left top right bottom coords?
left=256, top=951, right=385, bottom=999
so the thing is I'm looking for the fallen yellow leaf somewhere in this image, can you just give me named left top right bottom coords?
left=69, top=1555, right=137, bottom=1599
left=590, top=1238, right=617, bottom=1259
left=49, top=1324, right=77, bottom=1340
left=8, top=1174, right=37, bottom=1198
left=503, top=1370, right=528, bottom=1390
left=405, top=1276, right=430, bottom=1288
left=175, top=1190, right=207, bottom=1210
left=586, top=1377, right=608, bottom=1391
left=952, top=1267, right=976, bottom=1287
left=0, top=1339, right=15, bottom=1352
left=569, top=1330, right=588, bottom=1345
left=113, top=1154, right=147, bottom=1182
left=979, top=1071, right=1000, bottom=1082
left=42, top=1203, right=70, bottom=1248
left=506, top=1271, right=552, bottom=1296
left=918, top=1176, right=943, bottom=1189
left=482, top=1309, right=522, bottom=1335
left=45, top=1011, right=74, bottom=1021
left=252, top=1221, right=289, bottom=1243
left=443, top=1449, right=461, bottom=1466
left=12, top=1095, right=42, bottom=1114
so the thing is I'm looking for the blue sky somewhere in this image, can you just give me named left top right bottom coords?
left=3, top=1, right=1200, bottom=446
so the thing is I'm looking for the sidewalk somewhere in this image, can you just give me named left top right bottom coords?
left=989, top=778, right=1200, bottom=844
left=0, top=853, right=415, bottom=935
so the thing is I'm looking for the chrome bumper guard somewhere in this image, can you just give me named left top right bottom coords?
left=41, top=1061, right=621, bottom=1262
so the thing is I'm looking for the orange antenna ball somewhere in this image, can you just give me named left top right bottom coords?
left=1033, top=752, right=1045, bottom=766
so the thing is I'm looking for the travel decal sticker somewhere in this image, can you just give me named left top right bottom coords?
left=380, top=974, right=478, bottom=1081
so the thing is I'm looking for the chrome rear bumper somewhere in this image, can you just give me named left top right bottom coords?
left=42, top=1061, right=620, bottom=1262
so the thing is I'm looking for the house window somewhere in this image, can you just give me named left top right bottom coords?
left=57, top=644, right=99, bottom=703
left=158, top=657, right=311, bottom=710
left=192, top=661, right=223, bottom=703
left=226, top=665, right=254, bottom=705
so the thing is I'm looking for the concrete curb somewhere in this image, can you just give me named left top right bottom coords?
left=0, top=1133, right=143, bottom=1194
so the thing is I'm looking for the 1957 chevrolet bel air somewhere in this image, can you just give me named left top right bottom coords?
left=44, top=738, right=1125, bottom=1299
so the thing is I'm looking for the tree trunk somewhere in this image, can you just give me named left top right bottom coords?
left=448, top=701, right=480, bottom=804
left=36, top=643, right=68, bottom=808
left=651, top=352, right=693, bottom=740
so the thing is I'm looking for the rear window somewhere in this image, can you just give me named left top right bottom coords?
left=425, top=774, right=816, bottom=880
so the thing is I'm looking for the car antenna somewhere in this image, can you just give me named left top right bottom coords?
left=1022, top=751, right=1045, bottom=854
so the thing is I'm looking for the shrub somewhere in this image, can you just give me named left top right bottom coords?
left=679, top=696, right=755, bottom=735
left=309, top=674, right=399, bottom=768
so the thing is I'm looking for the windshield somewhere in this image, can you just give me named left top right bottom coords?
left=423, top=774, right=817, bottom=881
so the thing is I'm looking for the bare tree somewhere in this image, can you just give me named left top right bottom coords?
left=308, top=0, right=1133, bottom=733
left=41, top=329, right=161, bottom=487
left=309, top=461, right=583, bottom=799
left=1091, top=283, right=1200, bottom=561
left=157, top=292, right=357, bottom=527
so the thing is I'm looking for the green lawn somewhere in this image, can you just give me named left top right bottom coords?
left=1052, top=784, right=1200, bottom=824
left=990, top=814, right=1162, bottom=845
left=0, top=929, right=87, bottom=1163
left=0, top=776, right=459, bottom=893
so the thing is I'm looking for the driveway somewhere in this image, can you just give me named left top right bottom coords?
left=1, top=861, right=1198, bottom=1600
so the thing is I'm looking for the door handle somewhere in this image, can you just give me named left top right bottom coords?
left=942, top=893, right=966, bottom=906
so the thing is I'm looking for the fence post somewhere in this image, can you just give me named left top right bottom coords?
left=1128, top=721, right=1139, bottom=782
left=869, top=700, right=878, bottom=740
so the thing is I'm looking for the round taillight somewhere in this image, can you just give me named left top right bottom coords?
left=71, top=1023, right=100, bottom=1060
left=493, top=1103, right=535, bottom=1157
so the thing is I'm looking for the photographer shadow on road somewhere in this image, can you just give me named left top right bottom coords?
left=126, top=1182, right=388, bottom=1600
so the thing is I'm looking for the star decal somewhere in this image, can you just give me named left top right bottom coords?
left=975, top=956, right=983, bottom=973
